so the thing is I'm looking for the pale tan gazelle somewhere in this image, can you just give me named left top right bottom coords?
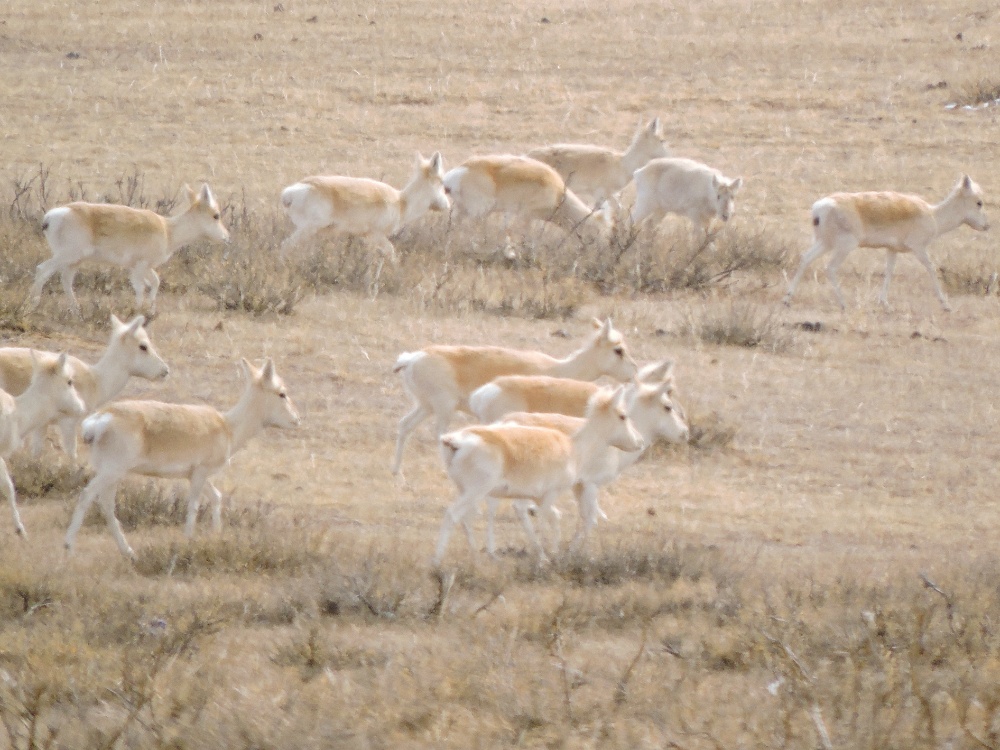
left=280, top=152, right=449, bottom=259
left=435, top=387, right=644, bottom=565
left=65, top=358, right=300, bottom=559
left=391, top=319, right=638, bottom=476
left=528, top=117, right=669, bottom=211
left=0, top=314, right=169, bottom=459
left=0, top=352, right=86, bottom=536
left=783, top=175, right=989, bottom=310
left=30, top=184, right=229, bottom=315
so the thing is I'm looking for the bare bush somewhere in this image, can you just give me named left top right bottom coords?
left=682, top=299, right=797, bottom=352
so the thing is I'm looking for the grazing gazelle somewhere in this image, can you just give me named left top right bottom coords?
left=0, top=314, right=169, bottom=459
left=30, top=184, right=229, bottom=315
left=0, top=352, right=86, bottom=536
left=391, top=318, right=638, bottom=476
left=528, top=117, right=669, bottom=211
left=443, top=154, right=610, bottom=242
left=435, top=386, right=643, bottom=565
left=783, top=175, right=989, bottom=310
left=65, top=358, right=300, bottom=559
left=280, top=152, right=449, bottom=259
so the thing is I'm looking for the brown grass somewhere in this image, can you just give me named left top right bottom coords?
left=0, top=0, right=999, bottom=746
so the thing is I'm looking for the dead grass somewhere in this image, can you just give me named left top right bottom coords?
left=0, top=0, right=998, bottom=746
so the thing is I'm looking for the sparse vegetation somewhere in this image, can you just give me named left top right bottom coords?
left=0, top=0, right=996, bottom=746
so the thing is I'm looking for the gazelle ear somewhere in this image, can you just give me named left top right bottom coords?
left=592, top=317, right=612, bottom=337
left=729, top=177, right=744, bottom=192
left=961, top=174, right=973, bottom=190
left=261, top=358, right=276, bottom=384
left=110, top=313, right=126, bottom=333
left=611, top=384, right=627, bottom=409
left=429, top=151, right=444, bottom=175
left=125, top=315, right=144, bottom=335
left=199, top=183, right=215, bottom=205
left=184, top=183, right=198, bottom=204
left=239, top=358, right=257, bottom=381
left=648, top=116, right=661, bottom=134
left=55, top=351, right=69, bottom=374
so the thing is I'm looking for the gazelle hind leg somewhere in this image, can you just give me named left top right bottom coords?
left=783, top=239, right=829, bottom=305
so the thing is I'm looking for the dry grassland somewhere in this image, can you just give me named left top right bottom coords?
left=1, top=0, right=1000, bottom=747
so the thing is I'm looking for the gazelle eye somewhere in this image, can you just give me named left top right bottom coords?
left=139, top=344, right=148, bottom=352
left=67, top=379, right=73, bottom=387
left=977, top=201, right=983, bottom=208
left=213, top=212, right=221, bottom=220
left=664, top=405, right=672, bottom=412
left=614, top=347, right=624, bottom=356
left=279, top=392, right=287, bottom=399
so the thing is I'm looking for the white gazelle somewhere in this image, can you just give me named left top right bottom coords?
left=435, top=387, right=643, bottom=565
left=527, top=117, right=669, bottom=211
left=280, top=152, right=449, bottom=259
left=783, top=175, right=989, bottom=310
left=0, top=352, right=86, bottom=536
left=30, top=184, right=229, bottom=315
left=391, top=319, right=638, bottom=475
left=631, top=157, right=743, bottom=240
left=65, top=358, right=300, bottom=559
left=0, top=314, right=169, bottom=459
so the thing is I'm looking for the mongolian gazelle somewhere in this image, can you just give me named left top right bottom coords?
left=527, top=117, right=669, bottom=212
left=480, top=380, right=690, bottom=556
left=443, top=154, right=610, bottom=245
left=30, top=184, right=229, bottom=316
left=782, top=175, right=989, bottom=310
left=435, top=386, right=643, bottom=565
left=0, top=314, right=169, bottom=459
left=280, top=152, right=449, bottom=259
left=65, top=358, right=300, bottom=559
left=391, top=318, right=638, bottom=476
left=0, top=352, right=86, bottom=536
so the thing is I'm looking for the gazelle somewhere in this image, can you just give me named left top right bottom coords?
left=65, top=358, right=300, bottom=559
left=0, top=314, right=169, bottom=459
left=782, top=175, right=989, bottom=310
left=0, top=352, right=86, bottom=536
left=435, top=386, right=643, bottom=565
left=280, top=152, right=449, bottom=259
left=631, top=157, right=743, bottom=240
left=480, top=380, right=689, bottom=555
left=391, top=318, right=638, bottom=475
left=469, top=359, right=676, bottom=424
left=527, top=117, right=669, bottom=211
left=30, top=184, right=229, bottom=315
left=443, top=154, right=610, bottom=243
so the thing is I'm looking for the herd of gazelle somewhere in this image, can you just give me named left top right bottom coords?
left=9, top=117, right=990, bottom=561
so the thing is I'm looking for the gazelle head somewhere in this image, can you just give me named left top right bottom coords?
left=712, top=174, right=744, bottom=223
left=628, top=116, right=670, bottom=164
left=415, top=151, right=450, bottom=213
left=182, top=183, right=230, bottom=243
left=30, top=351, right=86, bottom=418
left=110, top=313, right=170, bottom=381
left=587, top=385, right=645, bottom=453
left=589, top=317, right=639, bottom=381
left=241, top=357, right=300, bottom=429
left=955, top=174, right=989, bottom=232
left=630, top=380, right=689, bottom=445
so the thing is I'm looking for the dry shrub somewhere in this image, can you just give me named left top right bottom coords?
left=683, top=299, right=796, bottom=351
left=133, top=526, right=325, bottom=577
left=953, top=78, right=1000, bottom=106
left=7, top=451, right=85, bottom=499
left=939, top=262, right=999, bottom=297
left=684, top=409, right=740, bottom=450
left=273, top=623, right=388, bottom=680
left=84, top=479, right=187, bottom=530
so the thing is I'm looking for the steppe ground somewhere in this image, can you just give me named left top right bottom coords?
left=1, top=0, right=1000, bottom=748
